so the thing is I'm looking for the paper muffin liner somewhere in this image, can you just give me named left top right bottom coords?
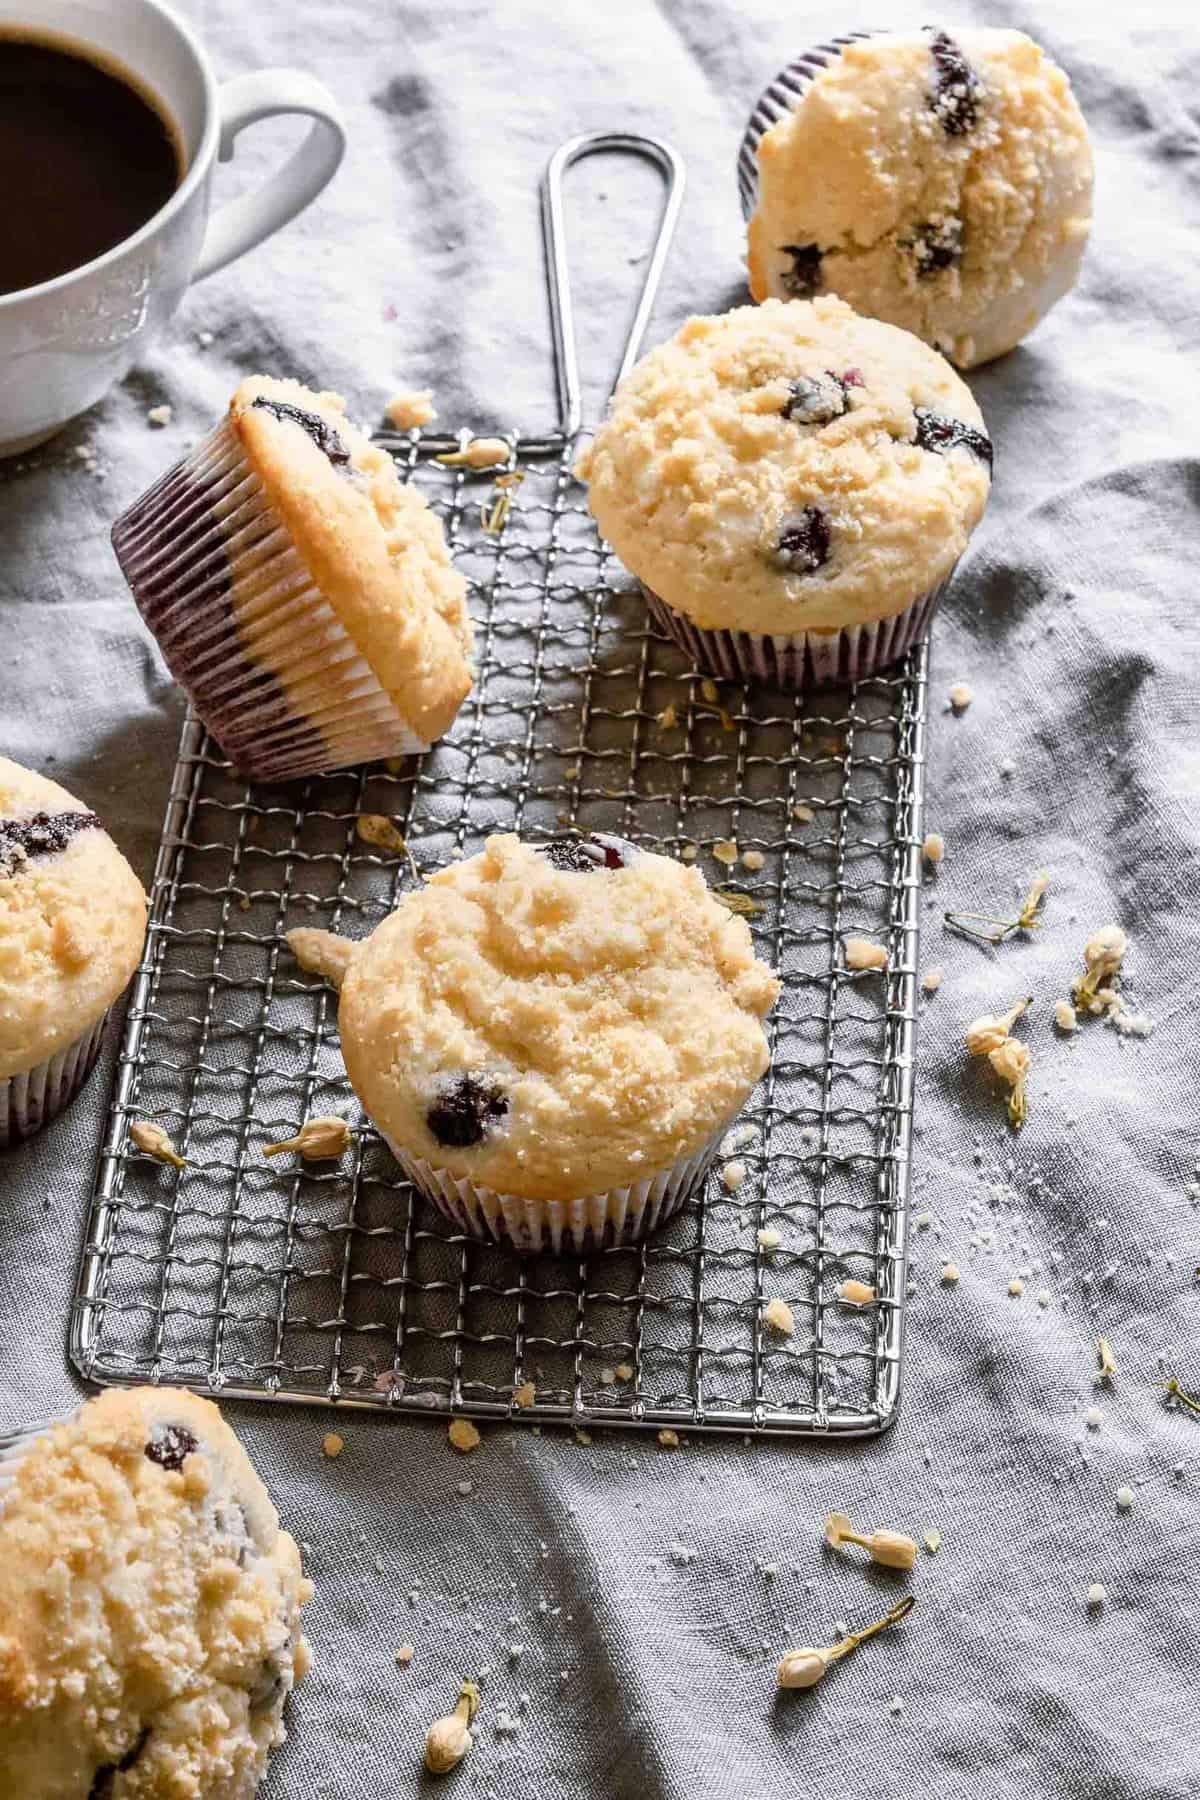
left=641, top=570, right=950, bottom=689
left=384, top=1126, right=730, bottom=1256
left=0, top=1006, right=109, bottom=1151
left=737, top=31, right=879, bottom=220
left=111, top=418, right=428, bottom=784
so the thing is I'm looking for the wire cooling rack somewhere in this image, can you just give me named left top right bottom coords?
left=71, top=134, right=928, bottom=1437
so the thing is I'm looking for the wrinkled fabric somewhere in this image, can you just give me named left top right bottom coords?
left=2, top=3, right=1199, bottom=1796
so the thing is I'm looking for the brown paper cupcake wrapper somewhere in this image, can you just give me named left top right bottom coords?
left=641, top=572, right=950, bottom=688
left=384, top=1126, right=731, bottom=1256
left=0, top=1007, right=109, bottom=1150
left=738, top=31, right=879, bottom=220
left=111, top=419, right=427, bottom=783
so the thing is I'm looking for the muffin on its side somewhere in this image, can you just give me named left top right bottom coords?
left=577, top=296, right=991, bottom=687
left=743, top=27, right=1093, bottom=369
left=336, top=832, right=780, bottom=1253
left=0, top=757, right=146, bottom=1147
left=112, top=376, right=474, bottom=782
left=0, top=1387, right=312, bottom=1800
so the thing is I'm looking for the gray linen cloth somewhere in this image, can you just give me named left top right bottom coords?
left=3, top=2, right=1200, bottom=1795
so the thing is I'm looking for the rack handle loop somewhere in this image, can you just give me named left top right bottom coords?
left=541, top=132, right=685, bottom=439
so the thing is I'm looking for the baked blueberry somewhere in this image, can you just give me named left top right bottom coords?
left=911, top=217, right=963, bottom=277
left=0, top=808, right=98, bottom=877
left=913, top=407, right=993, bottom=469
left=426, top=1073, right=509, bottom=1150
left=928, top=31, right=982, bottom=136
left=144, top=1423, right=199, bottom=1471
left=250, top=395, right=351, bottom=464
left=779, top=242, right=822, bottom=298
left=538, top=833, right=633, bottom=872
left=782, top=371, right=852, bottom=425
left=771, top=506, right=831, bottom=574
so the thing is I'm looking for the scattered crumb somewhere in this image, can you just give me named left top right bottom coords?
left=713, top=840, right=739, bottom=867
left=1036, top=1289, right=1052, bottom=1308
left=657, top=1428, right=680, bottom=1448
left=129, top=1121, right=185, bottom=1168
left=197, top=329, right=214, bottom=348
left=449, top=1418, right=481, bottom=1454
left=1008, top=1277, right=1025, bottom=1298
left=147, top=403, right=173, bottom=427
left=915, top=1211, right=933, bottom=1230
left=742, top=849, right=766, bottom=872
left=1115, top=1486, right=1135, bottom=1512
left=1087, top=1583, right=1107, bottom=1609
left=763, top=1296, right=795, bottom=1336
left=1085, top=1406, right=1103, bottom=1431
left=845, top=937, right=887, bottom=973
left=1055, top=999, right=1078, bottom=1032
left=385, top=388, right=437, bottom=430
left=757, top=1227, right=782, bottom=1253
left=657, top=703, right=678, bottom=731
left=922, top=831, right=945, bottom=864
left=838, top=1279, right=876, bottom=1306
left=1097, top=1338, right=1117, bottom=1381
left=700, top=678, right=719, bottom=703
left=599, top=1367, right=615, bottom=1386
left=456, top=1479, right=473, bottom=1496
left=680, top=843, right=698, bottom=862
left=513, top=1381, right=536, bottom=1410
left=722, top=1159, right=747, bottom=1191
left=722, top=1122, right=756, bottom=1155
left=574, top=1429, right=591, bottom=1446
left=941, top=1263, right=961, bottom=1286
left=322, top=1432, right=344, bottom=1459
left=792, top=804, right=815, bottom=824
left=356, top=813, right=408, bottom=854
left=948, top=682, right=972, bottom=711
left=396, top=1644, right=415, bottom=1666
left=923, top=1528, right=941, bottom=1554
left=615, top=1363, right=634, bottom=1382
left=286, top=926, right=356, bottom=989
left=922, top=965, right=944, bottom=994
left=888, top=1695, right=905, bottom=1717
left=669, top=1541, right=696, bottom=1567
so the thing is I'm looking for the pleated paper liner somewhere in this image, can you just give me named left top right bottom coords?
left=111, top=419, right=427, bottom=783
left=0, top=1006, right=109, bottom=1149
left=385, top=1127, right=730, bottom=1257
left=737, top=31, right=879, bottom=220
left=640, top=573, right=949, bottom=688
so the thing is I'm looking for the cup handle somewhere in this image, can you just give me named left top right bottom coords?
left=191, top=70, right=346, bottom=282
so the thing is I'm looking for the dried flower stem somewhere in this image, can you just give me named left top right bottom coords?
left=777, top=1594, right=916, bottom=1690
left=945, top=871, right=1048, bottom=945
left=1161, top=1376, right=1200, bottom=1419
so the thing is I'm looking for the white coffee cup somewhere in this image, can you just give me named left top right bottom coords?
left=0, top=0, right=345, bottom=455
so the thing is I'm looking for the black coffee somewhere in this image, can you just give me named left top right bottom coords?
left=0, top=31, right=182, bottom=296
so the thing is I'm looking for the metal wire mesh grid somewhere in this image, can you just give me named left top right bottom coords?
left=70, top=424, right=928, bottom=1437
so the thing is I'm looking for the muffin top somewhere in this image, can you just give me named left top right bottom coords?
left=747, top=28, right=1093, bottom=369
left=231, top=376, right=474, bottom=746
left=0, top=757, right=146, bottom=1080
left=338, top=833, right=781, bottom=1202
left=0, top=1387, right=312, bottom=1800
left=576, top=297, right=990, bottom=635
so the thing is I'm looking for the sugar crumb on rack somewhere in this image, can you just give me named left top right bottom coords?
left=385, top=388, right=437, bottom=430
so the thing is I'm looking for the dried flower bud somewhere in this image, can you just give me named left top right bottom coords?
left=1097, top=1337, right=1117, bottom=1381
left=264, top=1115, right=352, bottom=1162
left=1055, top=999, right=1077, bottom=1032
left=438, top=436, right=511, bottom=470
left=824, top=1510, right=917, bottom=1569
left=129, top=1121, right=185, bottom=1168
left=776, top=1647, right=830, bottom=1689
left=776, top=1595, right=915, bottom=1693
left=425, top=1680, right=480, bottom=1774
left=988, top=1036, right=1031, bottom=1088
left=845, top=936, right=888, bottom=973
left=965, top=997, right=1030, bottom=1056
left=1074, top=924, right=1128, bottom=1006
left=837, top=1279, right=877, bottom=1307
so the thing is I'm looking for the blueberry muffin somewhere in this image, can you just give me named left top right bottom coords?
left=0, top=1387, right=312, bottom=1800
left=0, top=756, right=146, bottom=1147
left=111, top=376, right=474, bottom=783
left=743, top=27, right=1093, bottom=368
left=335, top=832, right=780, bottom=1252
left=576, top=297, right=991, bottom=687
